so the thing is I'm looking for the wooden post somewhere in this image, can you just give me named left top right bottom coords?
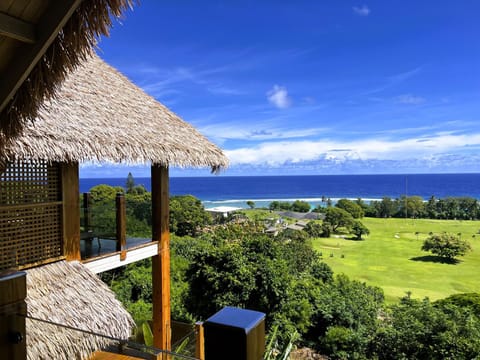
left=0, top=272, right=27, bottom=360
left=83, top=193, right=92, bottom=231
left=116, top=193, right=127, bottom=261
left=195, top=322, right=205, bottom=360
left=61, top=162, right=80, bottom=261
left=83, top=193, right=93, bottom=256
left=151, top=164, right=171, bottom=354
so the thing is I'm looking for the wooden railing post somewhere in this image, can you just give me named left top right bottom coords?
left=116, top=193, right=126, bottom=261
left=151, top=164, right=171, bottom=355
left=83, top=192, right=93, bottom=256
left=83, top=192, right=92, bottom=231
left=195, top=322, right=205, bottom=360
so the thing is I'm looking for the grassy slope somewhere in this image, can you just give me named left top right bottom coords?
left=312, top=217, right=480, bottom=303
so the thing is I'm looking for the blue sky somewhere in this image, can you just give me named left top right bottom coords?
left=82, top=1, right=480, bottom=177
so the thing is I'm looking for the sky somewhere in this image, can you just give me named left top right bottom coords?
left=82, top=0, right=480, bottom=177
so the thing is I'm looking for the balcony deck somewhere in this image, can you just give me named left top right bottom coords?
left=82, top=239, right=158, bottom=274
left=81, top=236, right=152, bottom=260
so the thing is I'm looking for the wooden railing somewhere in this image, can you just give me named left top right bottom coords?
left=81, top=192, right=127, bottom=261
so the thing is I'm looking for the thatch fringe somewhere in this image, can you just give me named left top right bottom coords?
left=1, top=0, right=134, bottom=140
left=26, top=261, right=135, bottom=360
left=2, top=55, right=229, bottom=172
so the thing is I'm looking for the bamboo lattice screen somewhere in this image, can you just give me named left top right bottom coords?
left=0, top=160, right=63, bottom=271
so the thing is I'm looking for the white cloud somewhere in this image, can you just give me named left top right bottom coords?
left=225, top=132, right=480, bottom=166
left=353, top=5, right=370, bottom=16
left=395, top=94, right=426, bottom=105
left=267, top=85, right=292, bottom=109
left=199, top=123, right=325, bottom=142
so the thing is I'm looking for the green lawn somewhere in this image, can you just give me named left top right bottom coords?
left=312, top=217, right=480, bottom=303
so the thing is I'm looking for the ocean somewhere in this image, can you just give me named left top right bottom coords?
left=79, top=173, right=480, bottom=209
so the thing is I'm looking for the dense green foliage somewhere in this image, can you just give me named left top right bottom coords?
left=335, top=199, right=364, bottom=219
left=269, top=199, right=311, bottom=212
left=309, top=275, right=384, bottom=358
left=422, top=232, right=472, bottom=261
left=435, top=293, right=480, bottom=317
left=370, top=296, right=480, bottom=359
left=86, top=183, right=211, bottom=238
left=366, top=195, right=480, bottom=220
left=324, top=207, right=354, bottom=232
left=169, top=195, right=212, bottom=236
left=92, top=179, right=480, bottom=358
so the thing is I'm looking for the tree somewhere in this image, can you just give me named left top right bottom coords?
left=89, top=184, right=124, bottom=203
left=320, top=222, right=333, bottom=238
left=246, top=200, right=255, bottom=209
left=324, top=207, right=354, bottom=232
left=126, top=172, right=135, bottom=194
left=336, top=198, right=364, bottom=218
left=304, top=222, right=324, bottom=238
left=426, top=195, right=438, bottom=219
left=375, top=197, right=396, bottom=218
left=169, top=195, right=212, bottom=237
left=130, top=184, right=148, bottom=195
left=269, top=201, right=292, bottom=211
left=421, top=233, right=472, bottom=261
left=291, top=200, right=311, bottom=213
left=309, top=274, right=384, bottom=357
left=370, top=296, right=480, bottom=360
left=435, top=293, right=480, bottom=317
left=88, top=184, right=124, bottom=236
left=326, top=198, right=333, bottom=207
left=398, top=195, right=425, bottom=218
left=185, top=232, right=327, bottom=338
left=312, top=204, right=326, bottom=213
left=355, top=198, right=370, bottom=214
left=351, top=220, right=369, bottom=240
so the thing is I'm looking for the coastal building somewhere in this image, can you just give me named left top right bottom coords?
left=0, top=54, right=228, bottom=359
left=206, top=206, right=242, bottom=219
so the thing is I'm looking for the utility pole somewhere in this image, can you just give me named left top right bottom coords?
left=405, top=176, right=408, bottom=220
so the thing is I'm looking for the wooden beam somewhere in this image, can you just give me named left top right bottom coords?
left=116, top=193, right=127, bottom=261
left=83, top=243, right=159, bottom=274
left=0, top=12, right=35, bottom=43
left=151, top=165, right=171, bottom=353
left=0, top=0, right=82, bottom=114
left=61, top=162, right=80, bottom=261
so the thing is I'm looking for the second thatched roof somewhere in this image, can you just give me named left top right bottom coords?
left=25, top=260, right=135, bottom=360
left=2, top=55, right=228, bottom=172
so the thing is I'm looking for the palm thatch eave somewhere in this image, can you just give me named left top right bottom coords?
left=0, top=0, right=136, bottom=141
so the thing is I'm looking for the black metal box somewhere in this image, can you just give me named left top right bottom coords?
left=204, top=306, right=265, bottom=360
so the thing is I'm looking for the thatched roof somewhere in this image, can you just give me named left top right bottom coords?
left=0, top=0, right=134, bottom=141
left=25, top=260, right=135, bottom=360
left=1, top=55, right=228, bottom=172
